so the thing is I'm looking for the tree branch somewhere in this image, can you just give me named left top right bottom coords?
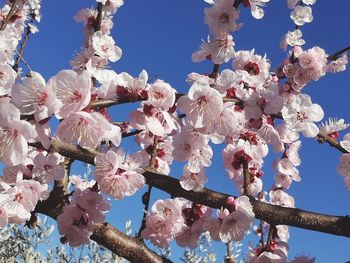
left=93, top=3, right=103, bottom=32
left=91, top=223, right=173, bottom=263
left=316, top=132, right=349, bottom=154
left=328, top=45, right=350, bottom=61
left=31, top=139, right=350, bottom=238
left=242, top=160, right=250, bottom=196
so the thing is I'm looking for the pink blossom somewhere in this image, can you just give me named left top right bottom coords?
left=251, top=241, right=289, bottom=263
left=94, top=149, right=145, bottom=199
left=141, top=198, right=186, bottom=248
left=340, top=133, right=350, bottom=153
left=98, top=70, right=148, bottom=101
left=130, top=105, right=178, bottom=137
left=327, top=54, right=348, bottom=73
left=0, top=63, right=16, bottom=96
left=337, top=154, right=350, bottom=177
left=192, top=34, right=235, bottom=64
left=234, top=49, right=271, bottom=82
left=147, top=79, right=176, bottom=111
left=57, top=184, right=110, bottom=247
left=281, top=94, right=324, bottom=138
left=290, top=6, right=313, bottom=26
left=32, top=152, right=65, bottom=184
left=204, top=0, right=241, bottom=36
left=180, top=165, right=208, bottom=191
left=57, top=204, right=93, bottom=247
left=177, top=78, right=223, bottom=129
left=92, top=31, right=122, bottom=62
left=0, top=102, right=37, bottom=166
left=218, top=208, right=253, bottom=242
left=12, top=71, right=61, bottom=122
left=320, top=118, right=349, bottom=139
left=269, top=190, right=295, bottom=208
left=57, top=111, right=121, bottom=148
left=51, top=70, right=92, bottom=119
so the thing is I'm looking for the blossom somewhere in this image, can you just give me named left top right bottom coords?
left=204, top=0, right=241, bottom=36
left=180, top=165, right=208, bottom=191
left=251, top=241, right=289, bottom=263
left=247, top=0, right=270, bottom=20
left=218, top=196, right=254, bottom=242
left=0, top=102, right=37, bottom=166
left=92, top=31, right=122, bottom=62
left=130, top=105, right=178, bottom=137
left=337, top=154, right=350, bottom=177
left=147, top=79, right=176, bottom=111
left=98, top=70, right=148, bottom=101
left=0, top=63, right=16, bottom=96
left=327, top=54, right=348, bottom=73
left=280, top=29, right=305, bottom=50
left=177, top=78, right=223, bottom=128
left=269, top=190, right=295, bottom=208
left=57, top=187, right=110, bottom=247
left=340, top=133, right=350, bottom=153
left=0, top=180, right=48, bottom=224
left=281, top=94, right=324, bottom=138
left=31, top=152, right=65, bottom=184
left=141, top=198, right=186, bottom=247
left=233, top=49, right=270, bottom=82
left=319, top=118, right=349, bottom=139
left=94, top=149, right=145, bottom=199
left=57, top=111, right=121, bottom=148
left=12, top=71, right=61, bottom=122
left=290, top=6, right=313, bottom=26
left=192, top=34, right=235, bottom=64
left=50, top=70, right=92, bottom=119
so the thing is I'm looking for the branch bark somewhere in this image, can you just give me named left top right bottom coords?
left=31, top=139, right=350, bottom=238
left=91, top=223, right=172, bottom=263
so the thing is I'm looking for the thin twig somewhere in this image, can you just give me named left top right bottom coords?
left=209, top=64, right=220, bottom=79
left=14, top=16, right=34, bottom=71
left=94, top=3, right=103, bottom=32
left=328, top=45, right=350, bottom=61
left=316, top=132, right=349, bottom=154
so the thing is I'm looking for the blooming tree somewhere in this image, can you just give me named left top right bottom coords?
left=0, top=0, right=350, bottom=262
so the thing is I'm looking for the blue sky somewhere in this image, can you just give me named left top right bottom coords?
left=20, top=0, right=350, bottom=261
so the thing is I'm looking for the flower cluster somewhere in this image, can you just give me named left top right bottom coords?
left=141, top=196, right=255, bottom=248
left=57, top=177, right=110, bottom=247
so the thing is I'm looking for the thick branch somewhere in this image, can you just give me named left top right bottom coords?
left=33, top=139, right=350, bottom=238
left=36, top=200, right=172, bottom=263
left=91, top=223, right=172, bottom=263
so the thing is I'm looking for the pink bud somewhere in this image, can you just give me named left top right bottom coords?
left=227, top=196, right=235, bottom=206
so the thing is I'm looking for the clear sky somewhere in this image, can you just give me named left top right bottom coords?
left=20, top=0, right=350, bottom=262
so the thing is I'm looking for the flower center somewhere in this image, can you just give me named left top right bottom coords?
left=218, top=13, right=230, bottom=24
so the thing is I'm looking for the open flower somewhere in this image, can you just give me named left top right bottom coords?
left=282, top=94, right=324, bottom=138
